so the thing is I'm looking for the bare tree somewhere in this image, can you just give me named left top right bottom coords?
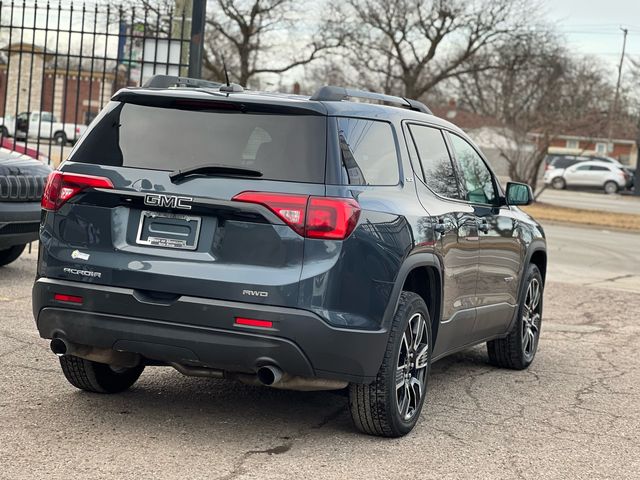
left=202, top=0, right=340, bottom=87
left=455, top=31, right=614, bottom=191
left=327, top=0, right=530, bottom=98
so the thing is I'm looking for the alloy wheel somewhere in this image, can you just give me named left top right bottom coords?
left=522, top=278, right=542, bottom=361
left=396, top=312, right=429, bottom=421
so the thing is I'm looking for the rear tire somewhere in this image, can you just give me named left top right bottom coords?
left=0, top=244, right=26, bottom=267
left=551, top=177, right=566, bottom=190
left=487, top=264, right=543, bottom=370
left=59, top=355, right=144, bottom=393
left=348, top=292, right=432, bottom=437
left=53, top=132, right=67, bottom=145
left=604, top=181, right=618, bottom=194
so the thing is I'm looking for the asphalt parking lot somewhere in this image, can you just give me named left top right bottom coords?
left=1, top=225, right=639, bottom=479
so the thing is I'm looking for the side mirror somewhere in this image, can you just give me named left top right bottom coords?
left=505, top=182, right=533, bottom=206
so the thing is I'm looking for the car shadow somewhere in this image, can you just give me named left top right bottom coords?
left=39, top=347, right=494, bottom=440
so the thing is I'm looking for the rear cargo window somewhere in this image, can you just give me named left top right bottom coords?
left=69, top=101, right=327, bottom=183
left=336, top=117, right=399, bottom=185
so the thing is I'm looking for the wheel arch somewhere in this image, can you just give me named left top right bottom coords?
left=529, top=249, right=547, bottom=284
left=383, top=253, right=443, bottom=347
left=503, top=244, right=547, bottom=335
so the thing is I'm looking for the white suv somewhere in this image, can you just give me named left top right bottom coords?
left=544, top=160, right=631, bottom=194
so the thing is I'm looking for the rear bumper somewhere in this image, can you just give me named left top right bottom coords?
left=0, top=201, right=40, bottom=249
left=33, top=278, right=388, bottom=383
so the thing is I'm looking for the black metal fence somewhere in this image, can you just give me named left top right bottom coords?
left=0, top=1, right=199, bottom=165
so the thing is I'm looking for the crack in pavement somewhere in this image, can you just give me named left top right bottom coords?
left=583, top=273, right=637, bottom=286
left=215, top=406, right=346, bottom=480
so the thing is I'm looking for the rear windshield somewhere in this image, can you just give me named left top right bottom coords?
left=69, top=101, right=327, bottom=183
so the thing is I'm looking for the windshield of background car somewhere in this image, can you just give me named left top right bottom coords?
left=69, top=100, right=327, bottom=183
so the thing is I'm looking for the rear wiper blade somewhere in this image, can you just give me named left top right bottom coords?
left=169, top=164, right=263, bottom=183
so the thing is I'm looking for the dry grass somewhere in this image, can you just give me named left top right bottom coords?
left=523, top=203, right=640, bottom=232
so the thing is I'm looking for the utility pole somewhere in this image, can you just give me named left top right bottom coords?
left=606, top=27, right=628, bottom=154
left=173, top=0, right=193, bottom=77
left=188, top=0, right=207, bottom=78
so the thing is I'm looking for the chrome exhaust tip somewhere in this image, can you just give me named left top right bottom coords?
left=50, top=338, right=68, bottom=357
left=256, top=365, right=283, bottom=386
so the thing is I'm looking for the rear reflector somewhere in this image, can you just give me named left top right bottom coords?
left=54, top=293, right=83, bottom=304
left=235, top=317, right=273, bottom=328
left=42, top=171, right=114, bottom=211
left=232, top=192, right=360, bottom=240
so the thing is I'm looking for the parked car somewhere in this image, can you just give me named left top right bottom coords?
left=33, top=77, right=546, bottom=437
left=1, top=137, right=50, bottom=164
left=544, top=154, right=586, bottom=171
left=0, top=148, right=51, bottom=266
left=545, top=153, right=635, bottom=189
left=544, top=160, right=631, bottom=194
left=0, top=111, right=86, bottom=145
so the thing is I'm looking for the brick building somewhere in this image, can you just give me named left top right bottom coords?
left=0, top=43, right=116, bottom=125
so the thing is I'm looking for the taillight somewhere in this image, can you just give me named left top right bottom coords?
left=306, top=197, right=360, bottom=239
left=232, top=192, right=307, bottom=235
left=42, top=171, right=114, bottom=211
left=232, top=192, right=361, bottom=240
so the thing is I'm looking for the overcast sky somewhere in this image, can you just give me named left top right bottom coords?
left=544, top=0, right=640, bottom=69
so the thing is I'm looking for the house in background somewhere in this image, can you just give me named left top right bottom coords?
left=432, top=101, right=639, bottom=178
left=541, top=116, right=638, bottom=167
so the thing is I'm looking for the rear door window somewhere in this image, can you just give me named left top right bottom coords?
left=69, top=101, right=327, bottom=183
left=408, top=124, right=462, bottom=199
left=554, top=158, right=580, bottom=169
left=336, top=117, right=399, bottom=185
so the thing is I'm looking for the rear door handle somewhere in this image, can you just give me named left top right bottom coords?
left=478, top=218, right=490, bottom=234
left=434, top=218, right=451, bottom=234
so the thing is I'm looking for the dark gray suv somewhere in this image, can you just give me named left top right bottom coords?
left=32, top=78, right=546, bottom=437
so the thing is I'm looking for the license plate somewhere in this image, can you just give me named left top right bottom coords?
left=135, top=210, right=201, bottom=250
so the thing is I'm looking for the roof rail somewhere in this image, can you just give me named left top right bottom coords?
left=143, top=75, right=222, bottom=89
left=309, top=86, right=432, bottom=115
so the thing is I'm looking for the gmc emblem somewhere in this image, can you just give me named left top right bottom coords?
left=144, top=193, right=193, bottom=210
